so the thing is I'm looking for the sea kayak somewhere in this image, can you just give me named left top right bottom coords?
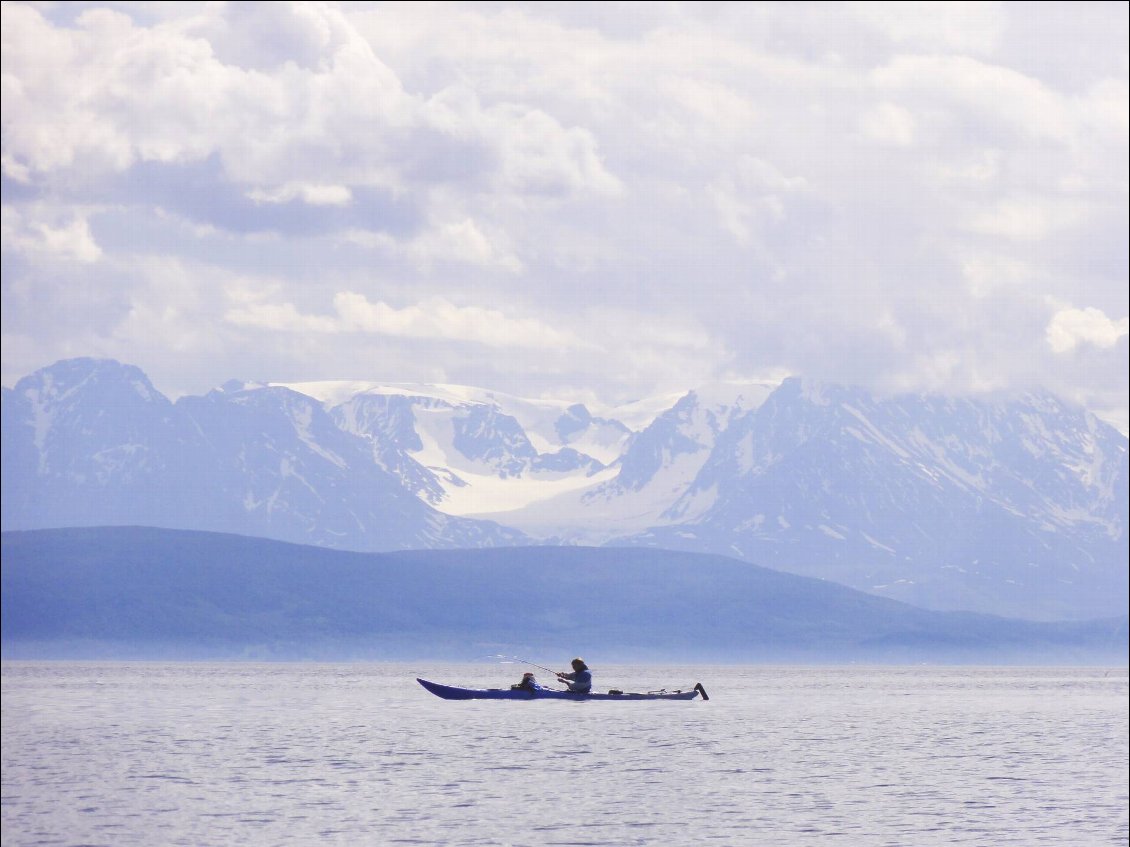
left=417, top=678, right=709, bottom=701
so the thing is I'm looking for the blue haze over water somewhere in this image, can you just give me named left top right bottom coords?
left=2, top=663, right=1127, bottom=846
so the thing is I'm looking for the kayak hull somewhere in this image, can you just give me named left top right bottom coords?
left=417, top=678, right=707, bottom=701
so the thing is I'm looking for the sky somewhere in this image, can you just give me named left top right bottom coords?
left=2, top=1, right=1128, bottom=431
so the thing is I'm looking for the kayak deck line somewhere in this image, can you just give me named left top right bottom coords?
left=417, top=678, right=709, bottom=701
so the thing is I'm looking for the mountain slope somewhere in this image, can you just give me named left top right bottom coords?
left=330, top=388, right=612, bottom=515
left=3, top=527, right=1125, bottom=663
left=1, top=359, right=525, bottom=551
left=476, top=382, right=777, bottom=537
left=2, top=358, right=1126, bottom=621
left=620, top=379, right=1129, bottom=620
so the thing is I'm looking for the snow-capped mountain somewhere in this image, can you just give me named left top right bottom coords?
left=282, top=380, right=633, bottom=463
left=1, top=360, right=525, bottom=551
left=2, top=358, right=1126, bottom=621
left=487, top=382, right=778, bottom=539
left=617, top=379, right=1129, bottom=620
left=286, top=380, right=630, bottom=515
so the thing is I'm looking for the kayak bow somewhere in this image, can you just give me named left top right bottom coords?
left=417, top=678, right=709, bottom=701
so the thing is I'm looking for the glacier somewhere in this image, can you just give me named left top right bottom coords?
left=2, top=358, right=1126, bottom=621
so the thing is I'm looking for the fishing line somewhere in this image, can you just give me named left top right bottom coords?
left=490, top=654, right=561, bottom=677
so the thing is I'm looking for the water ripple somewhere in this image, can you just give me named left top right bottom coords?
left=3, top=663, right=1127, bottom=846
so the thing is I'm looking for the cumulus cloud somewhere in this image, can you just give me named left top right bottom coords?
left=0, top=3, right=619, bottom=204
left=872, top=53, right=1071, bottom=142
left=1, top=2, right=1126, bottom=427
left=709, top=155, right=808, bottom=246
left=246, top=184, right=354, bottom=207
left=226, top=291, right=583, bottom=350
left=1046, top=307, right=1130, bottom=354
left=2, top=5, right=236, bottom=176
left=859, top=101, right=916, bottom=146
left=853, top=1, right=1006, bottom=55
left=1, top=206, right=102, bottom=263
left=966, top=198, right=1086, bottom=241
left=341, top=216, right=523, bottom=272
left=405, top=218, right=523, bottom=272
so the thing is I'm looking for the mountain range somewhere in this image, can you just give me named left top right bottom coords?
left=2, top=357, right=1127, bottom=622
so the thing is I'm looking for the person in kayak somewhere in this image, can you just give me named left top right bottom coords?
left=511, top=672, right=541, bottom=692
left=557, top=658, right=592, bottom=693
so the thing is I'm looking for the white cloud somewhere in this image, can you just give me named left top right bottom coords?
left=246, top=183, right=353, bottom=206
left=708, top=181, right=758, bottom=247
left=960, top=254, right=1034, bottom=298
left=859, top=101, right=916, bottom=146
left=405, top=218, right=523, bottom=272
left=1, top=5, right=233, bottom=176
left=342, top=217, right=522, bottom=272
left=930, top=149, right=1001, bottom=188
left=1, top=2, right=1126, bottom=424
left=584, top=307, right=714, bottom=352
left=224, top=300, right=341, bottom=334
left=1046, top=307, right=1130, bottom=354
left=421, top=89, right=623, bottom=198
left=225, top=291, right=583, bottom=351
left=0, top=3, right=620, bottom=206
left=853, top=1, right=1005, bottom=55
left=1079, top=77, right=1130, bottom=138
left=334, top=293, right=583, bottom=349
left=708, top=155, right=807, bottom=247
left=1, top=206, right=102, bottom=263
left=872, top=54, right=1070, bottom=142
left=659, top=76, right=759, bottom=142
left=966, top=198, right=1085, bottom=241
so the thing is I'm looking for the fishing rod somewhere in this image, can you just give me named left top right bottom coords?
left=491, top=654, right=562, bottom=677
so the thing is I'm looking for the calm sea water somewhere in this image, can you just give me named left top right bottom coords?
left=2, top=663, right=1127, bottom=846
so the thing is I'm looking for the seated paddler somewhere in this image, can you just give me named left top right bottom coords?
left=557, top=658, right=592, bottom=693
left=510, top=672, right=541, bottom=692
